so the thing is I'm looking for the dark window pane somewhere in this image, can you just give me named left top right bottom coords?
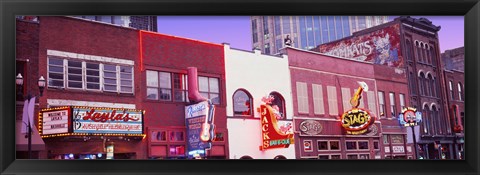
left=318, top=141, right=328, bottom=150
left=347, top=155, right=358, bottom=159
left=49, top=73, right=64, bottom=80
left=358, top=141, right=369, bottom=149
left=68, top=61, right=82, bottom=67
left=104, top=85, right=117, bottom=91
left=121, top=80, right=132, bottom=86
left=49, top=66, right=63, bottom=73
left=68, top=81, right=82, bottom=88
left=87, top=70, right=99, bottom=76
left=331, top=155, right=341, bottom=159
left=87, top=76, right=99, bottom=83
left=120, top=66, right=132, bottom=73
left=346, top=142, right=357, bottom=150
left=104, top=65, right=116, bottom=71
left=86, top=63, right=99, bottom=69
left=104, top=78, right=116, bottom=85
left=174, top=90, right=186, bottom=102
left=49, top=80, right=64, bottom=87
left=104, top=72, right=116, bottom=78
left=330, top=141, right=340, bottom=150
left=68, top=68, right=82, bottom=74
left=120, top=73, right=132, bottom=79
left=160, top=89, right=172, bottom=100
left=86, top=83, right=100, bottom=89
left=318, top=155, right=329, bottom=159
left=68, top=75, right=82, bottom=81
left=49, top=58, right=63, bottom=65
left=120, top=86, right=133, bottom=93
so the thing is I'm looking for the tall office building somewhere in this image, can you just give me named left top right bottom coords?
left=441, top=47, right=464, bottom=72
left=251, top=16, right=389, bottom=55
left=72, top=16, right=158, bottom=32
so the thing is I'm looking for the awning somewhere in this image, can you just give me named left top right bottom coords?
left=16, top=120, right=45, bottom=151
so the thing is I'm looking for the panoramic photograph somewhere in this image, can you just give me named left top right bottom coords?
left=15, top=15, right=464, bottom=160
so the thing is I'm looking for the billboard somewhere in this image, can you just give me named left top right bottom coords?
left=72, top=107, right=143, bottom=134
left=317, top=23, right=403, bottom=67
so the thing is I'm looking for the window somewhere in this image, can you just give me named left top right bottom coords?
left=389, top=92, right=396, bottom=118
left=119, top=66, right=133, bottom=93
left=419, top=73, right=425, bottom=95
left=378, top=91, right=386, bottom=117
left=296, top=82, right=309, bottom=114
left=347, top=154, right=358, bottom=159
left=422, top=105, right=430, bottom=135
left=312, top=84, right=325, bottom=115
left=399, top=94, right=406, bottom=110
left=282, top=16, right=291, bottom=34
left=335, top=16, right=343, bottom=39
left=358, top=141, right=369, bottom=150
left=358, top=16, right=366, bottom=29
left=390, top=135, right=404, bottom=144
left=48, top=57, right=65, bottom=88
left=146, top=70, right=159, bottom=100
left=169, top=145, right=185, bottom=156
left=264, top=43, right=270, bottom=55
left=367, top=91, right=377, bottom=115
left=405, top=39, right=413, bottom=61
left=330, top=141, right=340, bottom=150
left=331, top=155, right=341, bottom=159
left=233, top=89, right=253, bottom=116
left=86, top=63, right=100, bottom=90
left=317, top=141, right=328, bottom=150
left=449, top=81, right=454, bottom=100
left=321, top=16, right=329, bottom=43
left=431, top=76, right=436, bottom=97
left=213, top=132, right=224, bottom=142
left=67, top=60, right=83, bottom=89
left=47, top=57, right=133, bottom=93
left=458, top=83, right=463, bottom=101
left=346, top=141, right=357, bottom=150
left=341, top=88, right=351, bottom=111
left=103, top=64, right=117, bottom=92
left=342, top=16, right=350, bottom=37
left=431, top=47, right=437, bottom=66
left=425, top=75, right=431, bottom=96
left=373, top=141, right=379, bottom=150
left=409, top=72, right=417, bottom=95
left=270, top=92, right=286, bottom=119
left=263, top=16, right=269, bottom=35
left=252, top=19, right=258, bottom=43
left=359, top=154, right=370, bottom=159
left=146, top=70, right=189, bottom=102
left=274, top=16, right=281, bottom=36
left=327, top=86, right=338, bottom=115
left=318, top=155, right=329, bottom=159
left=383, top=135, right=389, bottom=144
left=199, top=76, right=220, bottom=104
left=169, top=131, right=184, bottom=142
left=150, top=130, right=167, bottom=142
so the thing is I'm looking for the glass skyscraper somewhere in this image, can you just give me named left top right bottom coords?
left=251, top=16, right=390, bottom=55
left=72, top=16, right=158, bottom=32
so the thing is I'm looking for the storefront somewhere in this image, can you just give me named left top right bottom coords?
left=39, top=106, right=145, bottom=159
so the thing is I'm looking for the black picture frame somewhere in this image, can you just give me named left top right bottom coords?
left=1, top=0, right=478, bottom=175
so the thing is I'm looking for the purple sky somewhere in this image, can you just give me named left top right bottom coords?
left=157, top=16, right=464, bottom=53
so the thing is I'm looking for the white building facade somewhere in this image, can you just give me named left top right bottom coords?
left=224, top=44, right=296, bottom=159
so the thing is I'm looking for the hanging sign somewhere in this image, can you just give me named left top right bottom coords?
left=258, top=96, right=294, bottom=150
left=341, top=108, right=374, bottom=135
left=185, top=101, right=215, bottom=159
left=398, top=107, right=422, bottom=127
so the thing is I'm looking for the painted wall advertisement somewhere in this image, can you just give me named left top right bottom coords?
left=72, top=107, right=143, bottom=134
left=185, top=101, right=215, bottom=158
left=316, top=24, right=403, bottom=67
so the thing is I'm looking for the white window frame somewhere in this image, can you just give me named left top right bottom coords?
left=389, top=92, right=396, bottom=118
left=399, top=93, right=406, bottom=111
left=345, top=141, right=358, bottom=151
left=358, top=140, right=370, bottom=150
left=85, top=62, right=101, bottom=91
left=119, top=65, right=134, bottom=93
left=378, top=91, right=386, bottom=118
left=341, top=87, right=351, bottom=111
left=367, top=91, right=377, bottom=115
left=458, top=83, right=463, bottom=101
left=47, top=57, right=66, bottom=88
left=66, top=59, right=84, bottom=90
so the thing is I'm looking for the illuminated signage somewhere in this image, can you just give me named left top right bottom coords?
left=398, top=107, right=422, bottom=127
left=341, top=108, right=374, bottom=135
left=185, top=101, right=215, bottom=159
left=299, top=120, right=322, bottom=135
left=259, top=104, right=294, bottom=150
left=40, top=108, right=70, bottom=135
left=72, top=107, right=143, bottom=134
left=316, top=24, right=403, bottom=68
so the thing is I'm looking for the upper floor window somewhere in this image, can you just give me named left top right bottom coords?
left=296, top=82, right=309, bottom=114
left=389, top=92, right=396, bottom=118
left=146, top=70, right=188, bottom=102
left=458, top=83, right=463, bottom=101
left=199, top=76, right=220, bottom=104
left=449, top=81, right=454, bottom=100
left=418, top=72, right=425, bottom=96
left=233, top=89, right=253, bottom=116
left=48, top=57, right=133, bottom=94
left=399, top=93, right=406, bottom=110
left=378, top=91, right=386, bottom=118
left=405, top=39, right=413, bottom=61
left=270, top=92, right=286, bottom=120
left=327, top=86, right=338, bottom=115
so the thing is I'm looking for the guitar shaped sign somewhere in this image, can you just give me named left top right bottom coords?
left=200, top=100, right=216, bottom=142
left=350, top=81, right=369, bottom=108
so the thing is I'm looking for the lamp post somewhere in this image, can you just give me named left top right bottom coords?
left=16, top=73, right=45, bottom=159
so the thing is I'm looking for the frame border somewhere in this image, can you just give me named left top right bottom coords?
left=1, top=0, right=479, bottom=175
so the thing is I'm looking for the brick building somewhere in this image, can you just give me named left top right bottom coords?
left=312, top=16, right=456, bottom=159
left=443, top=69, right=465, bottom=159
left=441, top=47, right=464, bottom=72
left=285, top=47, right=390, bottom=159
left=139, top=31, right=228, bottom=159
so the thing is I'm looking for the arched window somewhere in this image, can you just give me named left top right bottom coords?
left=416, top=42, right=422, bottom=62
left=405, top=39, right=413, bottom=61
left=421, top=43, right=426, bottom=63
left=426, top=45, right=431, bottom=64
left=233, top=89, right=253, bottom=117
left=422, top=104, right=430, bottom=135
left=424, top=74, right=431, bottom=97
left=432, top=105, right=442, bottom=135
left=274, top=155, right=287, bottom=159
left=449, top=81, right=454, bottom=100
left=270, top=92, right=286, bottom=120
left=428, top=74, right=434, bottom=97
left=431, top=47, right=437, bottom=66
left=458, top=83, right=463, bottom=101
left=239, top=156, right=253, bottom=159
left=418, top=72, right=425, bottom=96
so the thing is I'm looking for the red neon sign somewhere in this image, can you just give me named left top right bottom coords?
left=259, top=104, right=294, bottom=150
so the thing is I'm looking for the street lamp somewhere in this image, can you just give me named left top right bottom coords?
left=16, top=73, right=46, bottom=159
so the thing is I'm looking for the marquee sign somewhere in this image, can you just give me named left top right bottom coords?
left=72, top=107, right=143, bottom=134
left=40, top=107, right=71, bottom=135
left=259, top=104, right=294, bottom=151
left=398, top=107, right=422, bottom=127
left=315, top=24, right=403, bottom=68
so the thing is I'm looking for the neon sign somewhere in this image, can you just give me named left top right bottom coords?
left=340, top=82, right=375, bottom=135
left=259, top=104, right=294, bottom=150
left=398, top=107, right=422, bottom=127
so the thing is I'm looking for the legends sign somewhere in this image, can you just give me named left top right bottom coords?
left=259, top=104, right=294, bottom=150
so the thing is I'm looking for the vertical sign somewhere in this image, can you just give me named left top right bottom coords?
left=185, top=101, right=210, bottom=158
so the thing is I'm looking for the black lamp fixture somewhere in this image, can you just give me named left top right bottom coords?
left=15, top=73, right=46, bottom=97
